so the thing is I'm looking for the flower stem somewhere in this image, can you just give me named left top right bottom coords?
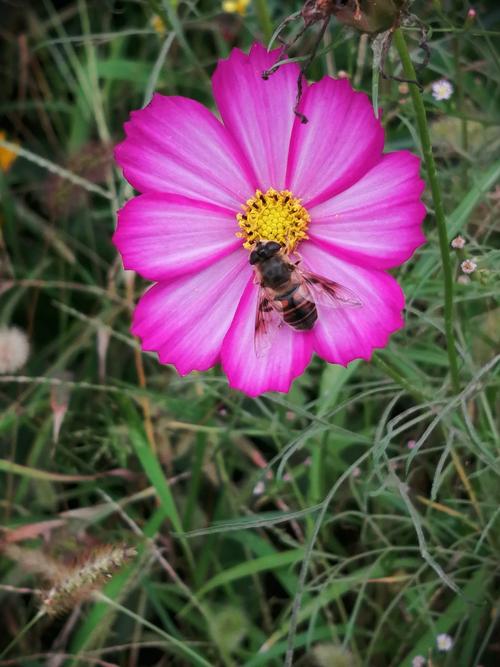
left=393, top=28, right=460, bottom=394
left=254, top=0, right=273, bottom=44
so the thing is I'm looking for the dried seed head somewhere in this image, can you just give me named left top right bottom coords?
left=316, top=0, right=406, bottom=35
left=3, top=543, right=136, bottom=617
left=0, top=326, right=30, bottom=374
left=41, top=544, right=136, bottom=616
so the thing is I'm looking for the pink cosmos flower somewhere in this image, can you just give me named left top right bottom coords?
left=113, top=43, right=426, bottom=397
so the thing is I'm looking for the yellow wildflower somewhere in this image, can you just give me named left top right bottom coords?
left=222, top=0, right=250, bottom=16
left=0, top=131, right=18, bottom=172
left=150, top=14, right=167, bottom=35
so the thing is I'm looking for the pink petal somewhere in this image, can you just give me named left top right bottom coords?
left=113, top=194, right=241, bottom=281
left=221, top=279, right=313, bottom=397
left=308, top=152, right=427, bottom=269
left=115, top=94, right=256, bottom=209
left=132, top=250, right=250, bottom=375
left=212, top=43, right=302, bottom=191
left=286, top=78, right=384, bottom=207
left=300, top=242, right=405, bottom=366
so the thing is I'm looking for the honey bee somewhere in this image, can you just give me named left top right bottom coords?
left=250, top=241, right=362, bottom=356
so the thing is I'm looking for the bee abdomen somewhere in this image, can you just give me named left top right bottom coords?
left=277, top=288, right=317, bottom=331
left=284, top=302, right=317, bottom=330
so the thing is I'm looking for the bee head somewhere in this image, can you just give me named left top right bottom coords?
left=250, top=241, right=283, bottom=264
left=249, top=241, right=282, bottom=265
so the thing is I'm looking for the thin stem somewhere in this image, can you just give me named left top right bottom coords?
left=372, top=353, right=432, bottom=403
left=393, top=29, right=460, bottom=394
left=0, top=611, right=45, bottom=659
left=95, top=593, right=212, bottom=667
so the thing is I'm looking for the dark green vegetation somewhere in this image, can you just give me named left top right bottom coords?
left=1, top=1, right=499, bottom=665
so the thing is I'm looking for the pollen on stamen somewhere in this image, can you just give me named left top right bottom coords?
left=236, top=188, right=310, bottom=252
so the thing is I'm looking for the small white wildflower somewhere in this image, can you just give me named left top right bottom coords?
left=412, top=656, right=426, bottom=667
left=0, top=326, right=30, bottom=373
left=352, top=466, right=361, bottom=478
left=467, top=8, right=476, bottom=20
left=461, top=259, right=477, bottom=274
left=451, top=235, right=466, bottom=249
left=431, top=79, right=454, bottom=101
left=253, top=481, right=265, bottom=496
left=407, top=439, right=416, bottom=450
left=436, top=633, right=453, bottom=652
left=457, top=274, right=471, bottom=285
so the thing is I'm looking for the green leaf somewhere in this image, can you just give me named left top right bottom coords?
left=196, top=549, right=305, bottom=598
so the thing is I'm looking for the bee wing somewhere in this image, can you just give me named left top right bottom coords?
left=300, top=270, right=362, bottom=309
left=254, top=287, right=284, bottom=358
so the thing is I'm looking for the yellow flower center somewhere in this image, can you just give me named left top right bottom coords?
left=236, top=188, right=310, bottom=252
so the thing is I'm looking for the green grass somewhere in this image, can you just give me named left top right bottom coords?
left=1, top=1, right=499, bottom=666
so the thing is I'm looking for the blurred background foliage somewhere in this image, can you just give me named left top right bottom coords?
left=0, top=0, right=499, bottom=665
